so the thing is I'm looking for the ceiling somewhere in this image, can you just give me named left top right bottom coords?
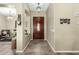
left=28, top=3, right=49, bottom=12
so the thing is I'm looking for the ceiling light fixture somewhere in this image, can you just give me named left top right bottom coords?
left=36, top=3, right=41, bottom=12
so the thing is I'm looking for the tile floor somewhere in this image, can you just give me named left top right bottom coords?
left=0, top=41, right=15, bottom=55
left=0, top=40, right=79, bottom=55
left=24, top=39, right=54, bottom=55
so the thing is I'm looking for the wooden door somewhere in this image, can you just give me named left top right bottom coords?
left=33, top=17, right=44, bottom=39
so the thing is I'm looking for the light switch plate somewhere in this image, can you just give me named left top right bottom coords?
left=74, top=12, right=79, bottom=16
left=50, top=29, right=55, bottom=32
left=77, top=22, right=79, bottom=24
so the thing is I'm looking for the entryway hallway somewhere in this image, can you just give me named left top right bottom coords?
left=1, top=3, right=79, bottom=55
left=24, top=39, right=54, bottom=55
left=15, top=39, right=54, bottom=55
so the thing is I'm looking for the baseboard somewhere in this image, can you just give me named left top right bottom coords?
left=23, top=39, right=31, bottom=52
left=16, top=39, right=31, bottom=53
left=16, top=50, right=24, bottom=53
left=16, top=39, right=79, bottom=53
left=30, top=39, right=33, bottom=40
left=44, top=39, right=47, bottom=40
left=47, top=40, right=79, bottom=53
left=47, top=40, right=56, bottom=53
left=30, top=39, right=46, bottom=40
left=56, top=51, right=79, bottom=53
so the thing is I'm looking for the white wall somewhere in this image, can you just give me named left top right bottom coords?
left=31, top=11, right=47, bottom=40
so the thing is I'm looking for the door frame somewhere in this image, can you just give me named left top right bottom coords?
left=31, top=16, right=47, bottom=40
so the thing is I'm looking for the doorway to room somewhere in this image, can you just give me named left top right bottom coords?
left=33, top=17, right=44, bottom=39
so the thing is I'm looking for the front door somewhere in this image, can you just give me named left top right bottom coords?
left=33, top=17, right=44, bottom=39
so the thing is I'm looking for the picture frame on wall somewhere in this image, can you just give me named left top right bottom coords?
left=17, top=14, right=21, bottom=25
left=15, top=20, right=17, bottom=28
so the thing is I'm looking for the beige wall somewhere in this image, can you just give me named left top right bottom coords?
left=46, top=3, right=55, bottom=49
left=71, top=4, right=79, bottom=51
left=0, top=3, right=17, bottom=34
left=54, top=3, right=79, bottom=51
left=15, top=3, right=31, bottom=52
left=22, top=4, right=31, bottom=50
left=6, top=17, right=15, bottom=30
left=30, top=11, right=47, bottom=40
left=54, top=3, right=74, bottom=51
left=0, top=15, right=15, bottom=34
left=47, top=3, right=79, bottom=52
left=0, top=16, right=7, bottom=33
left=15, top=3, right=24, bottom=52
